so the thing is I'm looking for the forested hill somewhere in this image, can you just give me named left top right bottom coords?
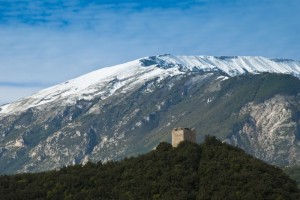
left=1, top=136, right=300, bottom=200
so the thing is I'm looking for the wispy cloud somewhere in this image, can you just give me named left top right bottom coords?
left=0, top=81, right=49, bottom=105
left=0, top=86, right=44, bottom=105
left=0, top=0, right=299, bottom=104
left=0, top=81, right=50, bottom=87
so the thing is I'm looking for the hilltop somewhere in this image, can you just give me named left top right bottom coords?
left=0, top=136, right=299, bottom=200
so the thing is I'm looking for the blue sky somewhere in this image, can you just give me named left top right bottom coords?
left=0, top=0, right=300, bottom=105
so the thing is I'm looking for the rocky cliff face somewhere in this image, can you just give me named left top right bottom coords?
left=226, top=95, right=300, bottom=167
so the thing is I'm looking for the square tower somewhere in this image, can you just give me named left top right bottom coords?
left=172, top=127, right=196, bottom=147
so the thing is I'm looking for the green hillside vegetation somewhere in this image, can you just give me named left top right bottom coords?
left=284, top=166, right=300, bottom=187
left=220, top=73, right=300, bottom=104
left=1, top=136, right=299, bottom=200
left=171, top=73, right=300, bottom=140
left=129, top=73, right=300, bottom=152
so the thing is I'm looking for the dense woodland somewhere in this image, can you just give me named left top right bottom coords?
left=0, top=136, right=299, bottom=200
left=284, top=166, right=300, bottom=188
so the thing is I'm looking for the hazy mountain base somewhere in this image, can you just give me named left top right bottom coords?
left=1, top=73, right=300, bottom=173
left=0, top=137, right=299, bottom=200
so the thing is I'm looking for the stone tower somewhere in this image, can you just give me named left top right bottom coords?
left=172, top=127, right=196, bottom=147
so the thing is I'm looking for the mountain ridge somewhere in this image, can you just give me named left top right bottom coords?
left=1, top=55, right=300, bottom=173
left=1, top=54, right=300, bottom=115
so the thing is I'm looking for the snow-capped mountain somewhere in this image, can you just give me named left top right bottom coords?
left=1, top=54, right=300, bottom=115
left=1, top=54, right=300, bottom=174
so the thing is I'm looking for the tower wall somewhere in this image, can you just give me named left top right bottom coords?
left=172, top=128, right=196, bottom=147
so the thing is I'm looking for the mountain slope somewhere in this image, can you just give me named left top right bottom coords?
left=1, top=55, right=300, bottom=115
left=1, top=138, right=299, bottom=200
left=1, top=54, right=300, bottom=173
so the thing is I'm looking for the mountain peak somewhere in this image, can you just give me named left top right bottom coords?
left=139, top=54, right=300, bottom=76
left=1, top=54, right=300, bottom=115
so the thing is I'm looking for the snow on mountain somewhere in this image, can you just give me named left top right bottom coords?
left=0, top=59, right=182, bottom=115
left=141, top=54, right=300, bottom=76
left=1, top=54, right=300, bottom=115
